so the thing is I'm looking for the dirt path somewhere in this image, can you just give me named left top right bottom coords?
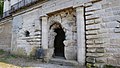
left=0, top=50, right=78, bottom=68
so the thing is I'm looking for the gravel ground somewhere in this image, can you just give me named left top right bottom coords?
left=8, top=58, right=78, bottom=68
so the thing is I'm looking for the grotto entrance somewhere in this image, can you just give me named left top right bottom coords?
left=54, top=27, right=65, bottom=57
left=48, top=22, right=65, bottom=58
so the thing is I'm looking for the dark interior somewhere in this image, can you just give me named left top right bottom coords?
left=25, top=30, right=30, bottom=37
left=54, top=27, right=65, bottom=57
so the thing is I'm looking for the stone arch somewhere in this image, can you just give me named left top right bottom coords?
left=47, top=9, right=77, bottom=60
left=48, top=21, right=77, bottom=60
left=49, top=22, right=65, bottom=57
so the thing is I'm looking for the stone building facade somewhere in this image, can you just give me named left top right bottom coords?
left=0, top=0, right=120, bottom=67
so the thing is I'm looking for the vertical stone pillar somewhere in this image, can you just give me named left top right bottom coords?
left=3, top=0, right=11, bottom=12
left=41, top=16, right=48, bottom=49
left=76, top=7, right=85, bottom=65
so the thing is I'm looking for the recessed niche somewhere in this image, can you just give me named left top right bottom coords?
left=25, top=30, right=30, bottom=37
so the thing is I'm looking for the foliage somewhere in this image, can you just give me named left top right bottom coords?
left=104, top=65, right=116, bottom=68
left=0, top=49, right=17, bottom=62
left=0, top=0, right=4, bottom=16
left=0, top=49, right=5, bottom=55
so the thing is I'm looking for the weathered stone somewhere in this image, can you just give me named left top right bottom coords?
left=96, top=48, right=104, bottom=53
left=86, top=35, right=99, bottom=39
left=94, top=39, right=104, bottom=44
left=86, top=14, right=99, bottom=20
left=96, top=57, right=106, bottom=63
left=113, top=54, right=120, bottom=58
left=86, top=57, right=95, bottom=63
left=63, top=40, right=76, bottom=47
left=2, top=0, right=120, bottom=67
left=86, top=20, right=95, bottom=25
left=44, top=48, right=54, bottom=62
left=114, top=28, right=120, bottom=33
left=86, top=30, right=98, bottom=35
left=87, top=48, right=96, bottom=53
left=85, top=2, right=102, bottom=12
left=87, top=44, right=104, bottom=48
left=65, top=46, right=77, bottom=60
left=86, top=24, right=100, bottom=30
left=86, top=53, right=104, bottom=57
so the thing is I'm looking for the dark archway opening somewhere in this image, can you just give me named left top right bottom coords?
left=25, top=30, right=30, bottom=37
left=54, top=27, right=65, bottom=57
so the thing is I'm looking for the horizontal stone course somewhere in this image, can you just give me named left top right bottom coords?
left=87, top=44, right=104, bottom=48
left=86, top=53, right=104, bottom=57
left=95, top=57, right=106, bottom=63
left=86, top=24, right=100, bottom=30
left=86, top=30, right=98, bottom=35
left=86, top=35, right=99, bottom=39
left=86, top=20, right=95, bottom=25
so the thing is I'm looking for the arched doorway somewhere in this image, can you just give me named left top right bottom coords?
left=49, top=22, right=65, bottom=58
left=54, top=27, right=65, bottom=57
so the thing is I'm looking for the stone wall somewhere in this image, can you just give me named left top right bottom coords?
left=85, top=0, right=120, bottom=67
left=0, top=21, right=12, bottom=51
left=6, top=0, right=120, bottom=67
left=100, top=0, right=120, bottom=66
left=11, top=9, right=42, bottom=56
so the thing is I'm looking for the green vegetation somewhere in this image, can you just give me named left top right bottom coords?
left=104, top=65, right=116, bottom=68
left=0, top=0, right=4, bottom=16
left=0, top=49, right=17, bottom=62
left=0, top=49, right=5, bottom=55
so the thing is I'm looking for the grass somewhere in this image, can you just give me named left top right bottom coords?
left=0, top=49, right=5, bottom=55
left=0, top=49, right=17, bottom=62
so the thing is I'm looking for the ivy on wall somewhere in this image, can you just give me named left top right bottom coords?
left=0, top=0, right=4, bottom=16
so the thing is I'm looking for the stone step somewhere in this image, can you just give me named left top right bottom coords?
left=49, top=58, right=80, bottom=67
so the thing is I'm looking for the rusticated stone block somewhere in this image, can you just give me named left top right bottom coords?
left=94, top=39, right=104, bottom=44
left=96, top=48, right=104, bottom=53
left=86, top=40, right=94, bottom=45
left=87, top=48, right=96, bottom=53
left=94, top=18, right=102, bottom=23
left=85, top=12, right=94, bottom=16
left=86, top=30, right=98, bottom=35
left=86, top=57, right=95, bottom=63
left=86, top=53, right=104, bottom=57
left=86, top=35, right=99, bottom=39
left=87, top=44, right=104, bottom=48
left=86, top=24, right=100, bottom=30
left=86, top=20, right=94, bottom=25
left=96, top=57, right=106, bottom=63
left=86, top=15, right=99, bottom=20
left=114, top=28, right=120, bottom=33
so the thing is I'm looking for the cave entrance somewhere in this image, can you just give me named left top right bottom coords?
left=54, top=26, right=65, bottom=57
